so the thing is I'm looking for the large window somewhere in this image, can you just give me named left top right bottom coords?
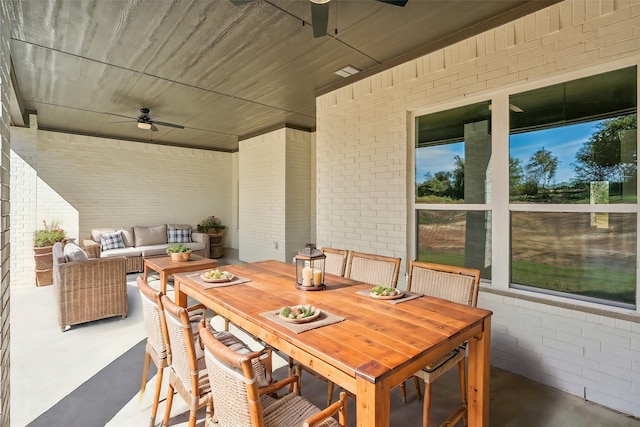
left=414, top=66, right=638, bottom=308
left=509, top=67, right=637, bottom=308
left=415, top=101, right=492, bottom=279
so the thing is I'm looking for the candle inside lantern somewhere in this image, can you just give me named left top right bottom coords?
left=313, top=268, right=322, bottom=286
left=302, top=266, right=313, bottom=286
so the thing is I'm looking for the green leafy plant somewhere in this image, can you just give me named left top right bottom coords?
left=166, top=244, right=191, bottom=254
left=197, top=215, right=226, bottom=232
left=33, top=220, right=66, bottom=247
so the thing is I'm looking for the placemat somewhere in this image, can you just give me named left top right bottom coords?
left=187, top=272, right=251, bottom=289
left=260, top=309, right=345, bottom=334
left=355, top=289, right=423, bottom=304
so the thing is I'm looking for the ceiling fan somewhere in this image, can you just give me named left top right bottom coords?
left=230, top=0, right=408, bottom=38
left=309, top=0, right=408, bottom=38
left=133, top=108, right=184, bottom=131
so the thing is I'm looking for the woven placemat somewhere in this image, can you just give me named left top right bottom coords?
left=187, top=272, right=251, bottom=289
left=260, top=309, right=345, bottom=334
left=355, top=289, right=423, bottom=304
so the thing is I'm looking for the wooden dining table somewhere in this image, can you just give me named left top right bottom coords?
left=173, top=260, right=492, bottom=427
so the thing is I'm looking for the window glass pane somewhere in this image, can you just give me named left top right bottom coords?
left=415, top=101, right=492, bottom=204
left=511, top=212, right=636, bottom=307
left=416, top=209, right=492, bottom=279
left=509, top=67, right=637, bottom=204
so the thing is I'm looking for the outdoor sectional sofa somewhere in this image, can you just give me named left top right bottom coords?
left=82, top=224, right=209, bottom=274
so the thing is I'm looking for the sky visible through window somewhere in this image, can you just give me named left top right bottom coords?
left=416, top=121, right=599, bottom=186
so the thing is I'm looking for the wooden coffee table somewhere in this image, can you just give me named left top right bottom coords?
left=143, top=254, right=218, bottom=295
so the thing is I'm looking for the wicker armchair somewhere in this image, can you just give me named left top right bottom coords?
left=160, top=295, right=271, bottom=427
left=52, top=242, right=127, bottom=331
left=321, top=247, right=349, bottom=277
left=404, top=260, right=481, bottom=427
left=199, top=322, right=348, bottom=427
left=345, top=251, right=401, bottom=288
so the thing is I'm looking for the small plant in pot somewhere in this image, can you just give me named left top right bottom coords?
left=166, top=243, right=192, bottom=262
left=197, top=215, right=226, bottom=234
left=33, top=220, right=67, bottom=286
left=34, top=220, right=66, bottom=248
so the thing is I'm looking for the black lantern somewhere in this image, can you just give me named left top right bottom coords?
left=295, top=243, right=326, bottom=291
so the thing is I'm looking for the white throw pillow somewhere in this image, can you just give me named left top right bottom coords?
left=63, top=242, right=89, bottom=262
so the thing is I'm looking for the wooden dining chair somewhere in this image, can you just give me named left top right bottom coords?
left=404, top=260, right=481, bottom=427
left=199, top=321, right=348, bottom=427
left=137, top=276, right=210, bottom=427
left=321, top=247, right=349, bottom=277
left=160, top=295, right=268, bottom=427
left=345, top=251, right=402, bottom=288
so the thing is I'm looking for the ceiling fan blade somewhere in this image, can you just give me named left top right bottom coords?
left=375, top=0, right=408, bottom=6
left=150, top=124, right=159, bottom=132
left=310, top=1, right=330, bottom=38
left=153, top=120, right=184, bottom=129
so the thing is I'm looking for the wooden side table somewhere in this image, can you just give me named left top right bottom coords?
left=208, top=233, right=223, bottom=258
left=143, top=254, right=218, bottom=294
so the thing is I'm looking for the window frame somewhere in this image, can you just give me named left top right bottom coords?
left=409, top=60, right=640, bottom=314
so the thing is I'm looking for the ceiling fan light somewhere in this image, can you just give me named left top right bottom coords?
left=137, top=121, right=152, bottom=130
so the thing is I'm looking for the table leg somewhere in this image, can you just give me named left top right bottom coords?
left=356, top=375, right=390, bottom=427
left=174, top=278, right=187, bottom=308
left=143, top=264, right=149, bottom=282
left=467, top=316, right=491, bottom=427
left=160, top=272, right=168, bottom=295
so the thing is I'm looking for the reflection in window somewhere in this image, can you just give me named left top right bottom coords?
left=509, top=67, right=637, bottom=204
left=508, top=66, right=637, bottom=308
left=415, top=101, right=492, bottom=204
left=511, top=212, right=636, bottom=307
left=416, top=209, right=491, bottom=279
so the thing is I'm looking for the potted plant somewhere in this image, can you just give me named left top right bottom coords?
left=33, top=220, right=67, bottom=286
left=166, top=243, right=192, bottom=262
left=197, top=215, right=226, bottom=234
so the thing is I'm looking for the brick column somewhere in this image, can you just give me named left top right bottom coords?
left=0, top=0, right=11, bottom=423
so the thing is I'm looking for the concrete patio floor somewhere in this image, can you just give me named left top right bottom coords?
left=10, top=251, right=640, bottom=426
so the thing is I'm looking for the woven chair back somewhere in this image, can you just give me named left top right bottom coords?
left=161, top=296, right=200, bottom=395
left=200, top=326, right=265, bottom=427
left=346, top=251, right=401, bottom=287
left=408, top=261, right=480, bottom=307
left=137, top=277, right=168, bottom=366
left=322, top=248, right=349, bottom=277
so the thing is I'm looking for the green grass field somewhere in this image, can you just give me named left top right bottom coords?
left=418, top=250, right=635, bottom=305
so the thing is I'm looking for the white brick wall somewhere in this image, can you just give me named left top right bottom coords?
left=239, top=128, right=287, bottom=263
left=0, top=0, right=11, bottom=422
left=238, top=127, right=314, bottom=263
left=10, top=126, right=235, bottom=288
left=316, top=0, right=640, bottom=418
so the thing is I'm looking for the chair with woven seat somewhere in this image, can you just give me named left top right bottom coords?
left=295, top=250, right=401, bottom=405
left=345, top=251, right=401, bottom=288
left=199, top=321, right=348, bottom=427
left=321, top=247, right=349, bottom=277
left=404, top=260, right=481, bottom=427
left=160, top=294, right=271, bottom=427
left=137, top=276, right=216, bottom=427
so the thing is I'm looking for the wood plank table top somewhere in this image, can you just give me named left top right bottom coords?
left=173, top=260, right=492, bottom=427
left=143, top=254, right=217, bottom=295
